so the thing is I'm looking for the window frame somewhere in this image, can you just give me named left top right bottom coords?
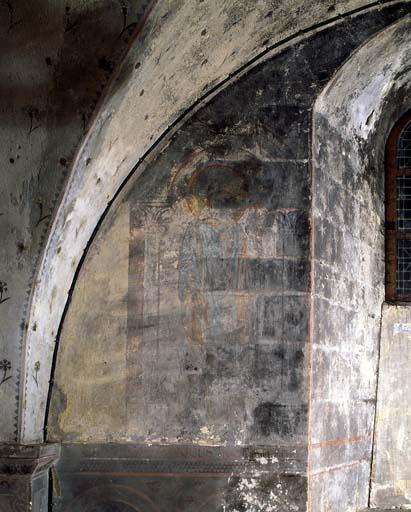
left=386, top=110, right=411, bottom=302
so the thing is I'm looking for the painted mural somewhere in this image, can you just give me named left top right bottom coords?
left=47, top=23, right=318, bottom=446
left=43, top=6, right=411, bottom=512
left=124, top=149, right=308, bottom=444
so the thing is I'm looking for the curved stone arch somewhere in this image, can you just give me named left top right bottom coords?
left=310, top=16, right=411, bottom=511
left=19, top=1, right=411, bottom=444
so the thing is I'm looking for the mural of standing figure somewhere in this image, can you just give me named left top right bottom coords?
left=178, top=164, right=251, bottom=347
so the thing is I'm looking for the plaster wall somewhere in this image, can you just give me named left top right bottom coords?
left=47, top=203, right=130, bottom=441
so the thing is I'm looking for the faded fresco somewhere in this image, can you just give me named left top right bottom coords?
left=125, top=150, right=308, bottom=444
left=48, top=146, right=309, bottom=447
left=47, top=24, right=319, bottom=446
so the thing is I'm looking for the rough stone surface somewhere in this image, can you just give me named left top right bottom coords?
left=312, top=16, right=411, bottom=511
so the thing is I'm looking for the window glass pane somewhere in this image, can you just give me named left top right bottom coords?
left=397, top=239, right=411, bottom=295
left=396, top=175, right=411, bottom=232
left=398, top=121, right=411, bottom=168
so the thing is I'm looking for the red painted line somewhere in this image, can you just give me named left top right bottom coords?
left=312, top=434, right=371, bottom=449
left=311, top=461, right=362, bottom=477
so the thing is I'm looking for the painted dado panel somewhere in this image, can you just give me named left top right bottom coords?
left=52, top=444, right=306, bottom=512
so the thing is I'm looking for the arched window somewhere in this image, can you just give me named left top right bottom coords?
left=386, top=111, right=411, bottom=301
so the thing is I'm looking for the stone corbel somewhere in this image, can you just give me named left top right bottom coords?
left=0, top=443, right=60, bottom=512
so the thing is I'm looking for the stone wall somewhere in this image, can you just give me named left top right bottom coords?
left=312, top=16, right=411, bottom=511
left=312, top=114, right=384, bottom=511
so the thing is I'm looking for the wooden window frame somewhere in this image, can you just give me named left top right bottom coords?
left=386, top=110, right=411, bottom=302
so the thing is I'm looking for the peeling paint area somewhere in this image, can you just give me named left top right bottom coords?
left=222, top=473, right=306, bottom=511
left=51, top=444, right=307, bottom=511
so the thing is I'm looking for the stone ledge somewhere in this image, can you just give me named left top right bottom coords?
left=56, top=442, right=307, bottom=476
left=0, top=443, right=60, bottom=476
